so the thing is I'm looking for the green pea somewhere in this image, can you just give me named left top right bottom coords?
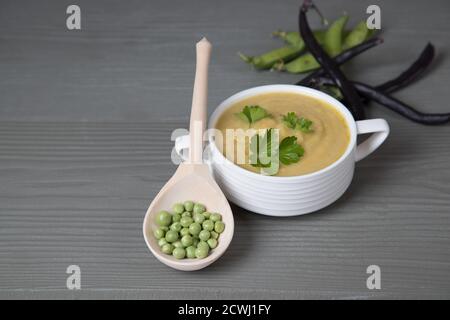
left=160, top=226, right=169, bottom=232
left=172, top=203, right=185, bottom=214
left=186, top=246, right=196, bottom=259
left=197, top=241, right=209, bottom=251
left=199, top=230, right=211, bottom=241
left=203, top=211, right=211, bottom=219
left=194, top=213, right=205, bottom=224
left=195, top=247, right=209, bottom=258
left=153, top=228, right=165, bottom=239
left=193, top=203, right=206, bottom=215
left=202, top=220, right=214, bottom=232
left=324, top=15, right=349, bottom=57
left=172, top=213, right=181, bottom=222
left=170, top=222, right=182, bottom=232
left=189, top=222, right=202, bottom=236
left=172, top=247, right=186, bottom=259
left=161, top=243, right=174, bottom=254
left=181, top=211, right=192, bottom=218
left=214, top=221, right=225, bottom=234
left=180, top=227, right=190, bottom=237
left=210, top=231, right=219, bottom=240
left=158, top=238, right=168, bottom=247
left=192, top=237, right=199, bottom=247
left=210, top=213, right=222, bottom=222
left=238, top=46, right=301, bottom=70
left=156, top=210, right=172, bottom=227
left=343, top=21, right=369, bottom=50
left=165, top=230, right=178, bottom=243
left=180, top=216, right=193, bottom=227
left=184, top=201, right=194, bottom=212
left=195, top=242, right=209, bottom=258
left=181, top=234, right=193, bottom=247
left=207, top=238, right=218, bottom=249
left=173, top=240, right=183, bottom=248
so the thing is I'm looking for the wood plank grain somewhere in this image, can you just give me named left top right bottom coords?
left=0, top=120, right=449, bottom=299
left=0, top=0, right=450, bottom=299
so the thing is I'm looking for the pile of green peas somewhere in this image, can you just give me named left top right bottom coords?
left=153, top=201, right=225, bottom=260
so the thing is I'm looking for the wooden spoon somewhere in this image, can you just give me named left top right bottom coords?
left=143, top=38, right=234, bottom=271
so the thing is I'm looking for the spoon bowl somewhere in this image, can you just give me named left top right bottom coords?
left=143, top=163, right=234, bottom=271
left=143, top=38, right=234, bottom=271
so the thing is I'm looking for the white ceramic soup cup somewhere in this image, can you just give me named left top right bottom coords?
left=175, top=85, right=389, bottom=216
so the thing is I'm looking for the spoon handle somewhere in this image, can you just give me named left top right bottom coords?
left=189, top=37, right=212, bottom=164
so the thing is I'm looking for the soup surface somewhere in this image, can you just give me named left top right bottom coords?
left=214, top=92, right=350, bottom=176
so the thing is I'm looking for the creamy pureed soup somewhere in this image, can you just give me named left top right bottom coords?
left=214, top=92, right=350, bottom=176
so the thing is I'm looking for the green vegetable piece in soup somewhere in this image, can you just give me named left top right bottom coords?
left=235, top=105, right=271, bottom=125
left=279, top=136, right=305, bottom=165
left=282, top=112, right=313, bottom=132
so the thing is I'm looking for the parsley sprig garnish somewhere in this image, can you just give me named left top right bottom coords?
left=279, top=136, right=304, bottom=165
left=236, top=105, right=271, bottom=126
left=282, top=112, right=313, bottom=132
left=249, top=129, right=305, bottom=173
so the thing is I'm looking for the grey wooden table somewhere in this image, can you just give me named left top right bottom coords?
left=1, top=0, right=449, bottom=299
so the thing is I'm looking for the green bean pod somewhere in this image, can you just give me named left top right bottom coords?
left=324, top=15, right=349, bottom=57
left=272, top=31, right=326, bottom=72
left=343, top=21, right=369, bottom=50
left=238, top=45, right=301, bottom=70
left=282, top=53, right=320, bottom=73
left=273, top=30, right=326, bottom=48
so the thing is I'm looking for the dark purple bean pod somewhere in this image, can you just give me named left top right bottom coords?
left=314, top=76, right=450, bottom=125
left=296, top=37, right=384, bottom=87
left=375, top=43, right=435, bottom=93
left=302, top=43, right=435, bottom=104
left=299, top=0, right=365, bottom=120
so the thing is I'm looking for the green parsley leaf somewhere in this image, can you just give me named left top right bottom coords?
left=281, top=112, right=298, bottom=129
left=235, top=105, right=271, bottom=125
left=250, top=130, right=304, bottom=168
left=281, top=112, right=313, bottom=133
left=296, top=117, right=313, bottom=132
left=279, top=136, right=304, bottom=165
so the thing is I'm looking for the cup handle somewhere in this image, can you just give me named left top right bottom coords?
left=175, top=134, right=190, bottom=162
left=355, top=119, right=390, bottom=162
left=175, top=134, right=212, bottom=164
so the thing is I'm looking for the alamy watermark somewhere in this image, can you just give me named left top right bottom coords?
left=366, top=265, right=381, bottom=290
left=66, top=265, right=81, bottom=290
left=66, top=5, right=81, bottom=30
left=366, top=5, right=381, bottom=30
